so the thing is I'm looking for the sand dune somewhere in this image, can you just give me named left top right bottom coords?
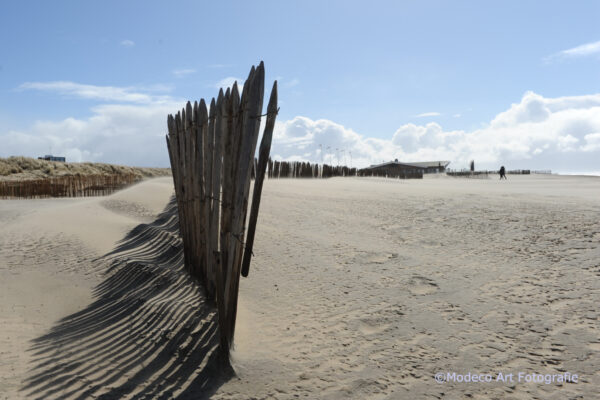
left=1, top=174, right=599, bottom=399
left=0, top=156, right=170, bottom=181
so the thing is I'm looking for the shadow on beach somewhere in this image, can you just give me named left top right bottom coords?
left=21, top=197, right=233, bottom=399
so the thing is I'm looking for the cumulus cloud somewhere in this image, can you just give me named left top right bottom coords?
left=3, top=87, right=600, bottom=173
left=1, top=101, right=183, bottom=166
left=4, top=81, right=185, bottom=166
left=120, top=39, right=135, bottom=47
left=581, top=132, right=600, bottom=152
left=273, top=117, right=363, bottom=161
left=18, top=81, right=173, bottom=104
left=271, top=91, right=600, bottom=172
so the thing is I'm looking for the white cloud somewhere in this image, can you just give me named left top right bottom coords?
left=5, top=81, right=185, bottom=166
left=283, top=78, right=300, bottom=88
left=545, top=39, right=600, bottom=62
left=207, top=64, right=232, bottom=69
left=271, top=91, right=600, bottom=171
left=172, top=68, right=196, bottom=77
left=1, top=101, right=183, bottom=166
left=556, top=134, right=579, bottom=152
left=581, top=132, right=600, bottom=152
left=4, top=88, right=600, bottom=172
left=558, top=40, right=600, bottom=57
left=18, top=81, right=173, bottom=104
left=215, top=77, right=243, bottom=90
left=491, top=91, right=550, bottom=127
left=415, top=112, right=441, bottom=118
left=120, top=39, right=135, bottom=47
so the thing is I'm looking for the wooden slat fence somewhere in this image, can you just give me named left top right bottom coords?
left=356, top=169, right=423, bottom=179
left=0, top=173, right=140, bottom=199
left=447, top=169, right=532, bottom=177
left=265, top=159, right=357, bottom=178
left=166, top=62, right=277, bottom=355
left=447, top=171, right=489, bottom=178
left=262, top=160, right=423, bottom=179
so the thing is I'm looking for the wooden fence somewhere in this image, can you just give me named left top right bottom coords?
left=264, top=159, right=357, bottom=178
left=447, top=169, right=535, bottom=177
left=166, top=62, right=277, bottom=355
left=356, top=169, right=423, bottom=179
left=446, top=171, right=489, bottom=178
left=0, top=174, right=140, bottom=199
left=259, top=159, right=426, bottom=179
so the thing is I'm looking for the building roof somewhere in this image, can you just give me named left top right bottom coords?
left=403, top=161, right=450, bottom=168
left=363, top=161, right=424, bottom=170
left=363, top=160, right=450, bottom=170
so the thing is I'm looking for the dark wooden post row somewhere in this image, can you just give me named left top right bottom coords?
left=0, top=173, right=140, bottom=199
left=166, top=62, right=277, bottom=354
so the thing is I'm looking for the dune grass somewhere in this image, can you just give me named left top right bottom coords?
left=0, top=156, right=171, bottom=181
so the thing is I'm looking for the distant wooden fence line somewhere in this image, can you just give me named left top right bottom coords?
left=0, top=174, right=140, bottom=199
left=447, top=171, right=490, bottom=178
left=263, top=159, right=357, bottom=178
left=447, top=169, right=538, bottom=178
left=356, top=169, right=423, bottom=179
left=257, top=159, right=423, bottom=179
left=166, top=62, right=277, bottom=355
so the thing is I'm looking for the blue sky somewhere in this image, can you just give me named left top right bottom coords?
left=1, top=1, right=600, bottom=172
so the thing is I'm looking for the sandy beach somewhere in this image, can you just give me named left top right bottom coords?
left=1, top=174, right=599, bottom=399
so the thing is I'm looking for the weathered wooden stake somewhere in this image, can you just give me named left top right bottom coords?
left=241, top=81, right=278, bottom=277
left=167, top=62, right=277, bottom=355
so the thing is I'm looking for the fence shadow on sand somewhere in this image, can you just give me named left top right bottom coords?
left=21, top=196, right=234, bottom=400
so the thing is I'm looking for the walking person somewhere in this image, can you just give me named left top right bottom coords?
left=499, top=166, right=507, bottom=180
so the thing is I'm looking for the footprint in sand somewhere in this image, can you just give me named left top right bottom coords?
left=589, top=342, right=600, bottom=351
left=366, top=252, right=398, bottom=264
left=351, top=251, right=400, bottom=265
left=408, top=275, right=439, bottom=295
left=358, top=318, right=390, bottom=335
